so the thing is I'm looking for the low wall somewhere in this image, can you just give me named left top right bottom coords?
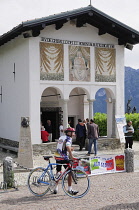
left=0, top=137, right=123, bottom=155
left=33, top=142, right=57, bottom=155
left=0, top=138, right=19, bottom=147
left=97, top=138, right=123, bottom=151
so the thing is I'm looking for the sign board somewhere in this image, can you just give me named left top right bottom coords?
left=115, top=115, right=126, bottom=143
left=74, top=154, right=125, bottom=176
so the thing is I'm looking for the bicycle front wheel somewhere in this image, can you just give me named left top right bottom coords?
left=62, top=168, right=90, bottom=198
left=27, top=167, right=51, bottom=196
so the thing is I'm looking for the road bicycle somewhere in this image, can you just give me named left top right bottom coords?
left=27, top=156, right=90, bottom=198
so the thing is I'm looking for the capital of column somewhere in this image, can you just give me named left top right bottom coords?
left=106, top=98, right=116, bottom=103
left=87, top=99, right=96, bottom=103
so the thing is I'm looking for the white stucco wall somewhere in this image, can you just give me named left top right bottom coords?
left=0, top=21, right=125, bottom=144
left=0, top=37, right=30, bottom=141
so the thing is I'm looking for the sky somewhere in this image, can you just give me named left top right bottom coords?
left=0, top=0, right=139, bottom=69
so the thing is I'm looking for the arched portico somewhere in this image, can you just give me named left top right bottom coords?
left=40, top=86, right=93, bottom=139
left=94, top=87, right=115, bottom=138
left=68, top=87, right=92, bottom=127
left=40, top=87, right=63, bottom=140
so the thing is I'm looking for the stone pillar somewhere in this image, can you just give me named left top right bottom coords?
left=18, top=117, right=33, bottom=168
left=83, top=101, right=89, bottom=120
left=62, top=99, right=69, bottom=130
left=111, top=99, right=116, bottom=137
left=3, top=157, right=14, bottom=188
left=88, top=99, right=95, bottom=119
left=124, top=148, right=134, bottom=172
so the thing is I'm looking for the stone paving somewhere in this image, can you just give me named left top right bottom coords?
left=0, top=142, right=139, bottom=209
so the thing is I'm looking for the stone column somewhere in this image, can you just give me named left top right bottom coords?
left=83, top=101, right=89, bottom=120
left=3, top=157, right=14, bottom=188
left=88, top=99, right=95, bottom=119
left=125, top=148, right=134, bottom=172
left=62, top=99, right=69, bottom=130
left=111, top=99, right=116, bottom=137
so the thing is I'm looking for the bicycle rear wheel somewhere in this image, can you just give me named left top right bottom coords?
left=62, top=168, right=90, bottom=198
left=27, top=167, right=51, bottom=196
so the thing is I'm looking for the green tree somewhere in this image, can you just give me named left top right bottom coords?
left=94, top=113, right=107, bottom=136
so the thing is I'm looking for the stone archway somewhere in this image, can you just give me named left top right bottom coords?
left=94, top=87, right=115, bottom=138
left=40, top=87, right=63, bottom=140
left=68, top=87, right=90, bottom=127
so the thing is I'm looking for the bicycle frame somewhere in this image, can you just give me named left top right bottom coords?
left=38, top=162, right=71, bottom=185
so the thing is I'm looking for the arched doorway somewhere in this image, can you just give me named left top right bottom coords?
left=40, top=87, right=63, bottom=141
left=94, top=87, right=115, bottom=138
left=68, top=87, right=90, bottom=127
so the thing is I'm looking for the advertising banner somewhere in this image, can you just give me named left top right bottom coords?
left=74, top=154, right=125, bottom=176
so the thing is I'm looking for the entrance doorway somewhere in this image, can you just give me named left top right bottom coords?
left=68, top=117, right=75, bottom=128
left=41, top=107, right=62, bottom=141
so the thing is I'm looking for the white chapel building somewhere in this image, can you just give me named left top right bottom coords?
left=0, top=5, right=139, bottom=145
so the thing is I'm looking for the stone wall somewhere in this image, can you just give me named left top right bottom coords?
left=32, top=142, right=57, bottom=155
left=97, top=138, right=123, bottom=151
left=0, top=137, right=123, bottom=155
left=0, top=138, right=19, bottom=147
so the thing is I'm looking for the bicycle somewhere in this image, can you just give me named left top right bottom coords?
left=27, top=155, right=90, bottom=198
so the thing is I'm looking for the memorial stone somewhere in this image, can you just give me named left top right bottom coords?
left=17, top=117, right=33, bottom=168
left=3, top=157, right=14, bottom=188
left=125, top=148, right=134, bottom=172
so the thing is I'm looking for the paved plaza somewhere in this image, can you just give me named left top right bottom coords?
left=0, top=141, right=139, bottom=209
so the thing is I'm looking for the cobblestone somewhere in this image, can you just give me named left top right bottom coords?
left=0, top=142, right=139, bottom=209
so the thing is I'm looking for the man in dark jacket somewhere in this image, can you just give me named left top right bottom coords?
left=76, top=119, right=86, bottom=151
left=86, top=119, right=99, bottom=156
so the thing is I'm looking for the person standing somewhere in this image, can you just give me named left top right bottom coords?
left=123, top=120, right=134, bottom=149
left=41, top=126, right=49, bottom=143
left=54, top=127, right=78, bottom=195
left=76, top=119, right=86, bottom=151
left=86, top=118, right=90, bottom=130
left=59, top=121, right=64, bottom=137
left=83, top=119, right=87, bottom=147
left=68, top=120, right=71, bottom=128
left=45, top=120, right=52, bottom=142
left=86, top=119, right=99, bottom=156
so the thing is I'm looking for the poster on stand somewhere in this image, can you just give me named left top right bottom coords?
left=75, top=154, right=125, bottom=176
left=115, top=115, right=126, bottom=143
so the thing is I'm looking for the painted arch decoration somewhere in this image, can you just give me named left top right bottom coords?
left=40, top=42, right=64, bottom=81
left=95, top=48, right=116, bottom=82
left=69, top=46, right=90, bottom=81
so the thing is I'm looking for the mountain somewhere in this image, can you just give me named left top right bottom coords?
left=125, top=66, right=139, bottom=113
left=94, top=67, right=139, bottom=114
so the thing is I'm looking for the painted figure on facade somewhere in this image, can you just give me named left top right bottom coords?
left=69, top=46, right=90, bottom=81
left=73, top=51, right=88, bottom=81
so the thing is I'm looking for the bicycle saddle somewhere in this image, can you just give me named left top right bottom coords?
left=43, top=156, right=53, bottom=160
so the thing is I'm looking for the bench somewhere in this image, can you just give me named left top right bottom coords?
left=0, top=144, right=18, bottom=153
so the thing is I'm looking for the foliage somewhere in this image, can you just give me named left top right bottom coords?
left=125, top=113, right=139, bottom=141
left=94, top=112, right=139, bottom=141
left=94, top=113, right=107, bottom=136
left=93, top=113, right=139, bottom=140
